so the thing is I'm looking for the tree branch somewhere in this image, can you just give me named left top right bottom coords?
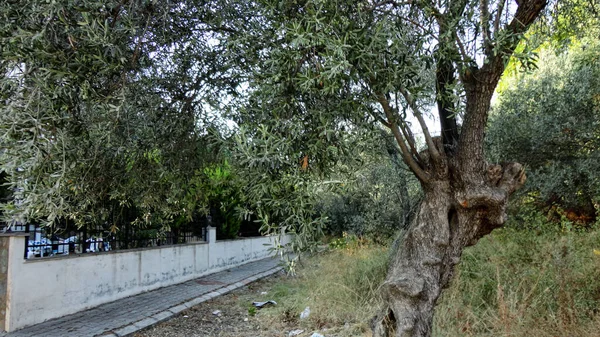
left=399, top=121, right=423, bottom=164
left=479, top=0, right=492, bottom=53
left=493, top=0, right=507, bottom=38
left=367, top=105, right=393, bottom=128
left=454, top=32, right=470, bottom=64
left=397, top=86, right=442, bottom=163
left=375, top=92, right=430, bottom=183
left=435, top=56, right=459, bottom=152
left=485, top=0, right=548, bottom=73
left=458, top=0, right=547, bottom=177
left=394, top=95, right=424, bottom=163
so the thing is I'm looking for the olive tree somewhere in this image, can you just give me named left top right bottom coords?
left=0, top=1, right=244, bottom=228
left=226, top=0, right=549, bottom=335
left=488, top=39, right=600, bottom=224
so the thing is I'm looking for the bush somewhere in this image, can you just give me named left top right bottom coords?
left=487, top=39, right=600, bottom=225
left=317, top=159, right=420, bottom=242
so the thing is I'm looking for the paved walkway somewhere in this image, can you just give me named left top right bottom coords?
left=4, top=258, right=283, bottom=337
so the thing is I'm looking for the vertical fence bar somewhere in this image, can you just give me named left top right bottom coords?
left=23, top=234, right=28, bottom=259
left=23, top=224, right=30, bottom=259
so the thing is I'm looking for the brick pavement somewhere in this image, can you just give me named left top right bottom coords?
left=3, top=257, right=283, bottom=337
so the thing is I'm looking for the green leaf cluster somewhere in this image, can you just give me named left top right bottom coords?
left=0, top=1, right=242, bottom=230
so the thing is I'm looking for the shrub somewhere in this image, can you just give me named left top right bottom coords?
left=488, top=39, right=600, bottom=226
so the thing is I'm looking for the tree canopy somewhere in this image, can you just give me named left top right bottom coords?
left=1, top=1, right=592, bottom=335
left=0, top=1, right=246, bottom=229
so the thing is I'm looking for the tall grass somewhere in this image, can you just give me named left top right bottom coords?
left=433, top=227, right=600, bottom=336
left=256, top=228, right=600, bottom=336
left=259, top=240, right=389, bottom=335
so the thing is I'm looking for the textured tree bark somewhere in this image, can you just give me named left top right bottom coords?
left=368, top=1, right=546, bottom=333
left=372, top=84, right=527, bottom=336
left=372, top=160, right=526, bottom=337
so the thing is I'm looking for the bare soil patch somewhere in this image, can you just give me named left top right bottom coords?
left=133, top=272, right=360, bottom=337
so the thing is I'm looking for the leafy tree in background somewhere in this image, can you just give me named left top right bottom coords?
left=195, top=160, right=243, bottom=239
left=488, top=39, right=600, bottom=224
left=0, top=1, right=244, bottom=230
left=317, top=133, right=421, bottom=242
left=0, top=172, right=9, bottom=226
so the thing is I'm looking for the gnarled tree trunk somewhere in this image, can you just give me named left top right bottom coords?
left=368, top=0, right=547, bottom=334
left=372, top=160, right=525, bottom=336
left=372, top=85, right=527, bottom=337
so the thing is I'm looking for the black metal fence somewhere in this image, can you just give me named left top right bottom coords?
left=1, top=222, right=207, bottom=259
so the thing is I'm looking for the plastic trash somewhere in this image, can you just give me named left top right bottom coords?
left=252, top=300, right=277, bottom=308
left=288, top=329, right=304, bottom=337
left=310, top=333, right=324, bottom=337
left=300, top=306, right=310, bottom=319
left=212, top=310, right=222, bottom=316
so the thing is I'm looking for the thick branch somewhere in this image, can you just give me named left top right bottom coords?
left=458, top=0, right=547, bottom=176
left=435, top=56, right=459, bottom=152
left=485, top=0, right=548, bottom=72
left=376, top=93, right=431, bottom=183
left=397, top=86, right=442, bottom=164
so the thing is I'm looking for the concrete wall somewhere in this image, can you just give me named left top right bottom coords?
left=1, top=229, right=290, bottom=332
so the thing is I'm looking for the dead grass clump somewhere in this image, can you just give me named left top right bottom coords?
left=257, top=243, right=388, bottom=336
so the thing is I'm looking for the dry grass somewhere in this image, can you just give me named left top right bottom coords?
left=433, top=228, right=600, bottom=337
left=256, top=243, right=389, bottom=336
left=138, top=228, right=600, bottom=337
left=259, top=228, right=600, bottom=337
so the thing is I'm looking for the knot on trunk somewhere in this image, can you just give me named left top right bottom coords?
left=460, top=162, right=525, bottom=210
left=382, top=274, right=425, bottom=299
left=487, top=162, right=526, bottom=193
left=454, top=162, right=526, bottom=239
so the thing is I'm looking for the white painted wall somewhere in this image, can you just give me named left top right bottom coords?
left=4, top=230, right=291, bottom=331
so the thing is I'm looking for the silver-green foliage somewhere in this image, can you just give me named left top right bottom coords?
left=488, top=39, right=600, bottom=215
left=317, top=152, right=421, bottom=242
left=225, top=0, right=436, bottom=244
left=0, top=1, right=241, bottom=227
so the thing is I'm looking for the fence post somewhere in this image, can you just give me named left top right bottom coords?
left=207, top=226, right=217, bottom=245
left=0, top=233, right=27, bottom=332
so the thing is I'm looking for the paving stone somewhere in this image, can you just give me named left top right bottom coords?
left=150, top=310, right=172, bottom=322
left=133, top=317, right=158, bottom=330
left=168, top=303, right=189, bottom=314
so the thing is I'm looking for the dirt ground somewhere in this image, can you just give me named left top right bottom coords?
left=133, top=272, right=339, bottom=337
